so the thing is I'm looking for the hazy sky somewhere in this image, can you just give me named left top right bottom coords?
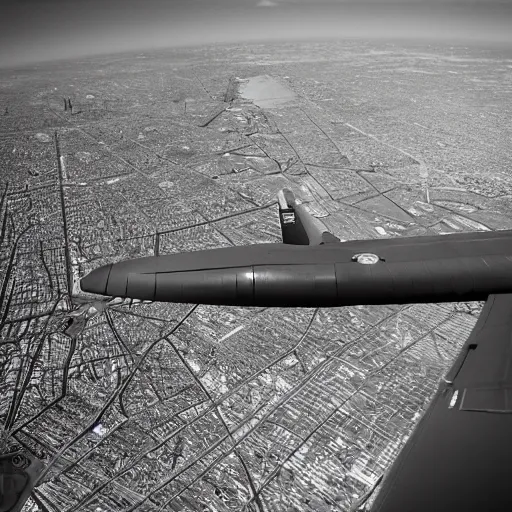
left=1, top=0, right=511, bottom=67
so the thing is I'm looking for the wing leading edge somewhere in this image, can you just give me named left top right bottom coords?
left=370, top=293, right=512, bottom=512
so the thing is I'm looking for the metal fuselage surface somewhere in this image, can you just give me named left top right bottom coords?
left=80, top=229, right=512, bottom=306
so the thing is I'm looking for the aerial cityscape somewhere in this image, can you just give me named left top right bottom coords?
left=1, top=34, right=512, bottom=511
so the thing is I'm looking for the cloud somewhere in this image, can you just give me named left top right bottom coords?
left=256, top=0, right=278, bottom=6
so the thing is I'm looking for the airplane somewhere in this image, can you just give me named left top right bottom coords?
left=80, top=188, right=512, bottom=511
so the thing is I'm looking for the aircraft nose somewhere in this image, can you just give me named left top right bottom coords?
left=80, top=264, right=113, bottom=295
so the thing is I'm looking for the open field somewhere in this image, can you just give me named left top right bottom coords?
left=1, top=39, right=511, bottom=511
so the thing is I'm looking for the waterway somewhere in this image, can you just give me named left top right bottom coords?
left=238, top=75, right=296, bottom=108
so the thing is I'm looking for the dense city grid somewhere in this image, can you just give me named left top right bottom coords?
left=1, top=40, right=511, bottom=511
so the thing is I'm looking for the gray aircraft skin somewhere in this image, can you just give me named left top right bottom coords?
left=81, top=189, right=512, bottom=511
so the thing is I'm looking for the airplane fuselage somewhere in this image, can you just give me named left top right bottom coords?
left=81, top=228, right=512, bottom=307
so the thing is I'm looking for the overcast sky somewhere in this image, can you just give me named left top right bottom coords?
left=1, top=0, right=511, bottom=67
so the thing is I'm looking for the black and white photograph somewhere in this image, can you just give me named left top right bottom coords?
left=1, top=1, right=511, bottom=511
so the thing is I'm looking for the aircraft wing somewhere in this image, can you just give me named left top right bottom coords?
left=278, top=188, right=341, bottom=245
left=370, top=293, right=512, bottom=512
